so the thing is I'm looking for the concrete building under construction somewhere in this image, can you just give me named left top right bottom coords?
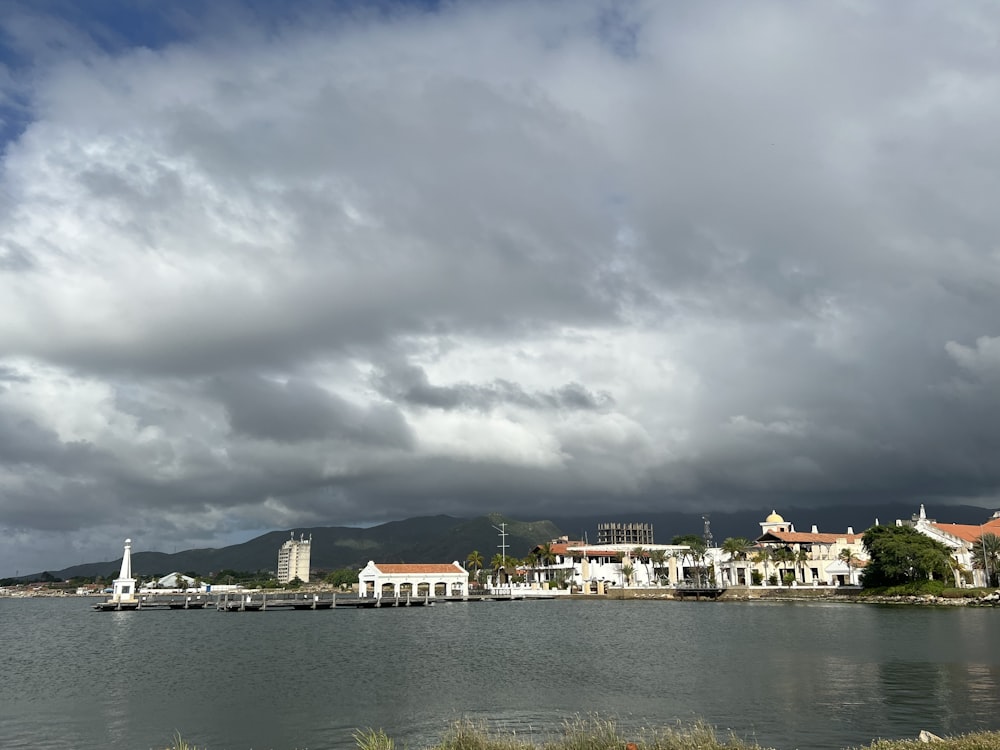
left=597, top=522, right=654, bottom=546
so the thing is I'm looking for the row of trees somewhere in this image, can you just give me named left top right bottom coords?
left=464, top=548, right=560, bottom=584
left=462, top=535, right=866, bottom=589
left=467, top=540, right=711, bottom=586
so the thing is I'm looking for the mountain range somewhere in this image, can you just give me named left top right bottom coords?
left=45, top=514, right=562, bottom=580
left=34, top=501, right=998, bottom=581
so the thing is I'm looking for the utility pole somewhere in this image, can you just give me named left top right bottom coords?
left=493, top=522, right=508, bottom=569
left=982, top=525, right=991, bottom=587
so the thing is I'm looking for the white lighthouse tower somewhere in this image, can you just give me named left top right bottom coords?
left=111, top=538, right=137, bottom=606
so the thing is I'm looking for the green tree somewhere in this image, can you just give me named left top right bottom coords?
left=771, top=547, right=794, bottom=583
left=672, top=534, right=704, bottom=548
left=838, top=548, right=860, bottom=585
left=325, top=568, right=359, bottom=588
left=630, top=547, right=651, bottom=584
left=621, top=563, right=635, bottom=586
left=721, top=537, right=752, bottom=585
left=672, top=534, right=707, bottom=584
left=752, top=548, right=771, bottom=586
left=537, top=542, right=557, bottom=586
left=538, top=542, right=557, bottom=567
left=861, top=525, right=953, bottom=587
left=466, top=550, right=484, bottom=579
left=972, top=532, right=1000, bottom=587
left=523, top=551, right=539, bottom=584
left=795, top=548, right=810, bottom=584
left=650, top=549, right=668, bottom=585
left=490, top=553, right=505, bottom=584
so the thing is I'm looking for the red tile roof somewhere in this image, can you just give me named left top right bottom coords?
left=530, top=542, right=586, bottom=556
left=929, top=518, right=1000, bottom=544
left=374, top=564, right=463, bottom=574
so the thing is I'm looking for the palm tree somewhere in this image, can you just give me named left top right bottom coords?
left=524, top=551, right=539, bottom=585
left=771, top=547, right=794, bottom=585
left=466, top=550, right=483, bottom=584
left=752, top=547, right=772, bottom=585
left=972, top=532, right=1000, bottom=587
left=650, top=549, right=668, bottom=585
left=684, top=538, right=708, bottom=586
left=486, top=553, right=505, bottom=587
left=536, top=542, right=557, bottom=586
left=621, top=563, right=635, bottom=587
left=838, top=548, right=859, bottom=585
left=631, top=546, right=651, bottom=584
left=721, top=537, right=751, bottom=585
left=795, top=548, right=810, bottom=584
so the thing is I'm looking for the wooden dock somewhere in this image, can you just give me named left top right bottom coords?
left=93, top=590, right=537, bottom=612
left=93, top=594, right=210, bottom=611
left=215, top=592, right=440, bottom=611
left=673, top=584, right=727, bottom=600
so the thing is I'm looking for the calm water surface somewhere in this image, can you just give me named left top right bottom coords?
left=2, top=597, right=999, bottom=750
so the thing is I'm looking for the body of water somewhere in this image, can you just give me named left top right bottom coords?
left=2, top=597, right=999, bottom=750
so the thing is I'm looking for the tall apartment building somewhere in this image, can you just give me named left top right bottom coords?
left=597, top=522, right=654, bottom=546
left=277, top=532, right=312, bottom=584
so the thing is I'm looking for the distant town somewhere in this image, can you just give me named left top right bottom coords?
left=4, top=504, right=999, bottom=603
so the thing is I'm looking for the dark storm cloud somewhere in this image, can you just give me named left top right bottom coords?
left=373, top=363, right=613, bottom=412
left=209, top=374, right=413, bottom=448
left=2, top=1, right=1000, bottom=575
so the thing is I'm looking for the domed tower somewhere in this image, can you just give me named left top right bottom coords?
left=760, top=510, right=793, bottom=535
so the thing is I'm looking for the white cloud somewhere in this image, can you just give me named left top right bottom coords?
left=3, top=1, right=1000, bottom=574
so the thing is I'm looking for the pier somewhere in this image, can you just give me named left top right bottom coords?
left=93, top=593, right=210, bottom=611
left=91, top=589, right=544, bottom=612
left=673, top=583, right=726, bottom=600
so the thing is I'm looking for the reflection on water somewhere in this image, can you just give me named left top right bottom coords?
left=1, top=598, right=999, bottom=750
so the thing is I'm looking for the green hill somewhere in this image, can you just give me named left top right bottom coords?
left=46, top=514, right=563, bottom=580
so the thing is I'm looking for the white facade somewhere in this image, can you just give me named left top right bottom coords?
left=530, top=542, right=695, bottom=590
left=358, top=561, right=469, bottom=599
left=277, top=532, right=312, bottom=584
left=899, top=505, right=1000, bottom=587
left=111, top=538, right=137, bottom=603
left=140, top=572, right=199, bottom=592
left=751, top=511, right=868, bottom=586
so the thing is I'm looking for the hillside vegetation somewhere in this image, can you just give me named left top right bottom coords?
left=45, top=514, right=562, bottom=580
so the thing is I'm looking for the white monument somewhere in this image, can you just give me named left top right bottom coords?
left=111, top=538, right=137, bottom=603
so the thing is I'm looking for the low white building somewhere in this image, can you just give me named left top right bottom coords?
left=358, top=561, right=469, bottom=599
left=528, top=539, right=695, bottom=590
left=140, top=572, right=201, bottom=592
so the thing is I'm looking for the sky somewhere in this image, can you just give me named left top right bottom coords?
left=2, top=0, right=1000, bottom=576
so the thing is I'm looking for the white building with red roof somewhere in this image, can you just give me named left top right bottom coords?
left=897, top=504, right=1000, bottom=587
left=754, top=511, right=868, bottom=586
left=358, top=561, right=469, bottom=600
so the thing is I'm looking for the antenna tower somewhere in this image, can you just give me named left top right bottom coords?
left=493, top=521, right=509, bottom=568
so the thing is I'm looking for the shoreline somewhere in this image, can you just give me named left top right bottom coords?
left=5, top=586, right=1000, bottom=607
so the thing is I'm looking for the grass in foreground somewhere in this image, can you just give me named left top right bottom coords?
left=167, top=718, right=1000, bottom=750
